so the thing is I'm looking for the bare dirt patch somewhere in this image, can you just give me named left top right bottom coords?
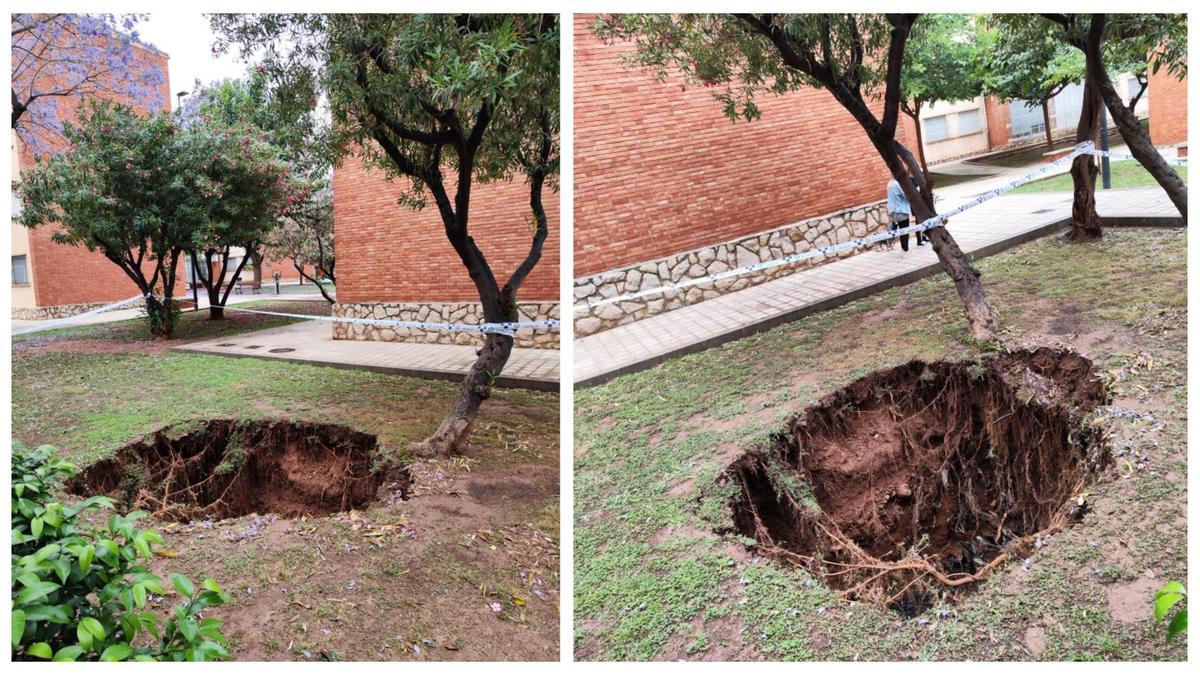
left=723, top=347, right=1111, bottom=616
left=68, top=419, right=408, bottom=521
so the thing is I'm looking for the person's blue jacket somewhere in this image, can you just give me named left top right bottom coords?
left=887, top=179, right=910, bottom=216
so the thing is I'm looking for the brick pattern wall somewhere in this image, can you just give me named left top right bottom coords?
left=333, top=156, right=560, bottom=305
left=1149, top=68, right=1187, bottom=146
left=573, top=14, right=904, bottom=278
left=983, top=96, right=1012, bottom=149
left=15, top=37, right=177, bottom=309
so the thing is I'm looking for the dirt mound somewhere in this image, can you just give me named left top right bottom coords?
left=68, top=419, right=407, bottom=522
left=724, top=347, right=1111, bottom=616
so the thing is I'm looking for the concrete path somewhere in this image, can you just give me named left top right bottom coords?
left=11, top=284, right=329, bottom=332
left=574, top=187, right=1182, bottom=387
left=174, top=319, right=560, bottom=391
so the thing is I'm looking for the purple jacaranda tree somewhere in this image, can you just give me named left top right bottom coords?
left=11, top=13, right=166, bottom=155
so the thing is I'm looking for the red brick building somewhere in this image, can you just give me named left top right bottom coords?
left=1148, top=66, right=1187, bottom=148
left=572, top=14, right=913, bottom=335
left=11, top=34, right=179, bottom=320
left=329, top=140, right=561, bottom=348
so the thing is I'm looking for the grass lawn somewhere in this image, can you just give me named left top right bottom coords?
left=13, top=305, right=561, bottom=661
left=1011, top=160, right=1188, bottom=194
left=573, top=228, right=1186, bottom=661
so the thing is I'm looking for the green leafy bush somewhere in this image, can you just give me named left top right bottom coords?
left=12, top=442, right=232, bottom=661
left=1155, top=581, right=1187, bottom=643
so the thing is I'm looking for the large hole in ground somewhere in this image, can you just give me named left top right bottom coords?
left=68, top=419, right=407, bottom=522
left=724, top=348, right=1111, bottom=616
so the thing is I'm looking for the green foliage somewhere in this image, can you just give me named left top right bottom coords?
left=975, top=17, right=1083, bottom=108
left=17, top=100, right=295, bottom=336
left=210, top=14, right=560, bottom=208
left=902, top=14, right=983, bottom=114
left=592, top=13, right=894, bottom=124
left=1154, top=582, right=1187, bottom=643
left=11, top=442, right=231, bottom=661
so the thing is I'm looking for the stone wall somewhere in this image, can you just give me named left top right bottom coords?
left=12, top=301, right=115, bottom=321
left=332, top=301, right=560, bottom=349
left=573, top=201, right=891, bottom=336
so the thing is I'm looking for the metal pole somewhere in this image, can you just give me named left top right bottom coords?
left=1100, top=104, right=1112, bottom=189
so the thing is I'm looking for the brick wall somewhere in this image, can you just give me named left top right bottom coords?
left=15, top=34, right=177, bottom=309
left=1149, top=67, right=1187, bottom=146
left=333, top=156, right=560, bottom=304
left=984, top=96, right=1012, bottom=149
left=574, top=14, right=907, bottom=278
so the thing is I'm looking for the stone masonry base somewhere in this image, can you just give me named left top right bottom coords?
left=332, top=301, right=560, bottom=349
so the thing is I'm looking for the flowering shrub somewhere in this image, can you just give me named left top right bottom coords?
left=11, top=442, right=231, bottom=661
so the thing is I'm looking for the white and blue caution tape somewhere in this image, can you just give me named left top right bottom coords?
left=574, top=139, right=1168, bottom=312
left=13, top=293, right=558, bottom=338
left=12, top=293, right=148, bottom=336
left=216, top=304, right=559, bottom=337
left=1091, top=148, right=1188, bottom=167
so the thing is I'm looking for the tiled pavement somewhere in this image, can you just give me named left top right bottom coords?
left=174, top=320, right=560, bottom=391
left=574, top=187, right=1183, bottom=387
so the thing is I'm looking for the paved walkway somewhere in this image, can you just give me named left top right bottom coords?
left=174, top=320, right=560, bottom=391
left=11, top=285, right=329, bottom=332
left=574, top=187, right=1182, bottom=387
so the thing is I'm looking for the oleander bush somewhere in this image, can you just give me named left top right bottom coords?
left=12, top=441, right=231, bottom=661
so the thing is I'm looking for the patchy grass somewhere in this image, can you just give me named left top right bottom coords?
left=574, top=228, right=1186, bottom=661
left=13, top=309, right=561, bottom=661
left=13, top=299, right=332, bottom=346
left=1011, top=160, right=1188, bottom=194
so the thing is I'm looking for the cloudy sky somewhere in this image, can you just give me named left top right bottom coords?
left=136, top=13, right=250, bottom=109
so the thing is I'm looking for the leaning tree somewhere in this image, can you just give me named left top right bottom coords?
left=11, top=13, right=164, bottom=155
left=595, top=13, right=999, bottom=342
left=212, top=14, right=560, bottom=456
left=1040, top=13, right=1187, bottom=219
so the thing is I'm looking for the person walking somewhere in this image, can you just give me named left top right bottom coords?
left=887, top=178, right=912, bottom=252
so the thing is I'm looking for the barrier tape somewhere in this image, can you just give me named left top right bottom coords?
left=215, top=304, right=559, bottom=337
left=1091, top=148, right=1188, bottom=166
left=13, top=294, right=147, bottom=336
left=574, top=141, right=1099, bottom=312
left=13, top=293, right=559, bottom=338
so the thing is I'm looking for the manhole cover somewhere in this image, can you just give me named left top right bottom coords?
left=245, top=345, right=263, bottom=349
left=722, top=347, right=1110, bottom=616
left=216, top=343, right=236, bottom=347
left=67, top=419, right=410, bottom=521
left=268, top=347, right=295, bottom=354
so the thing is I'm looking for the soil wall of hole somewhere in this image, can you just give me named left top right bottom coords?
left=724, top=348, right=1111, bottom=615
left=68, top=419, right=408, bottom=522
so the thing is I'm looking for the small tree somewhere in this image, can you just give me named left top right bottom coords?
left=1040, top=13, right=1187, bottom=219
left=11, top=13, right=165, bottom=155
left=900, top=14, right=983, bottom=179
left=178, top=81, right=300, bottom=319
left=213, top=14, right=560, bottom=456
left=265, top=179, right=336, bottom=304
left=974, top=19, right=1084, bottom=150
left=18, top=102, right=195, bottom=337
left=594, top=13, right=1000, bottom=342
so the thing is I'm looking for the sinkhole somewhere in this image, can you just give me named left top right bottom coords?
left=67, top=419, right=408, bottom=522
left=723, top=348, right=1111, bottom=616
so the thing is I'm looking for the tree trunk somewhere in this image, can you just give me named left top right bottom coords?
left=1042, top=100, right=1054, bottom=150
left=886, top=138, right=1001, bottom=344
left=410, top=331, right=515, bottom=457
left=1083, top=18, right=1186, bottom=218
left=1067, top=75, right=1103, bottom=242
left=908, top=103, right=930, bottom=185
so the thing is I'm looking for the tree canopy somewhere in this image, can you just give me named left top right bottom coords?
left=11, top=13, right=165, bottom=155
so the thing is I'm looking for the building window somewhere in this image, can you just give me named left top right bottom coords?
left=924, top=115, right=949, bottom=142
left=13, top=255, right=29, bottom=285
left=11, top=187, right=20, bottom=219
left=957, top=109, right=983, bottom=136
